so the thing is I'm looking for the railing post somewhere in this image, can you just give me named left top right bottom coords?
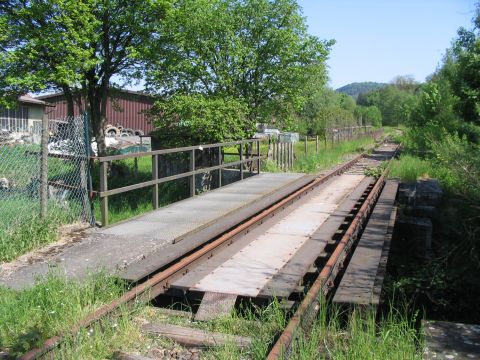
left=257, top=140, right=261, bottom=174
left=100, top=161, right=109, bottom=227
left=190, top=149, right=195, bottom=197
left=152, top=154, right=159, bottom=209
left=315, top=135, right=319, bottom=154
left=218, top=145, right=222, bottom=187
left=240, top=142, right=243, bottom=180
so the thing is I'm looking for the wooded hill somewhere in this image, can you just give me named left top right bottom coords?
left=336, top=82, right=387, bottom=99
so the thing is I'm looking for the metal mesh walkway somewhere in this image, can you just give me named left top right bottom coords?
left=0, top=172, right=310, bottom=289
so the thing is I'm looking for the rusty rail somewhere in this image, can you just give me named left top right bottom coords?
left=267, top=144, right=399, bottom=360
left=20, top=150, right=367, bottom=360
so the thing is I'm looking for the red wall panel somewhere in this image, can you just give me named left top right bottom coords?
left=42, top=92, right=155, bottom=134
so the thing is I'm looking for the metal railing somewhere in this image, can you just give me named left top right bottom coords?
left=95, top=138, right=262, bottom=226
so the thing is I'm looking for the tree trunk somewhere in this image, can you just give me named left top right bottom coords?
left=98, top=80, right=109, bottom=156
left=85, top=74, right=108, bottom=157
left=62, top=86, right=75, bottom=118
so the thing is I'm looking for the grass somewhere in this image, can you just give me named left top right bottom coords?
left=0, top=261, right=421, bottom=359
left=286, top=304, right=421, bottom=360
left=0, top=271, right=128, bottom=357
left=0, top=197, right=80, bottom=262
left=389, top=154, right=462, bottom=196
left=44, top=295, right=421, bottom=359
left=0, top=143, right=91, bottom=263
left=45, top=295, right=420, bottom=360
left=292, top=137, right=376, bottom=173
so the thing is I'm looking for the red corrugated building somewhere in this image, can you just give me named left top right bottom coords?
left=36, top=89, right=156, bottom=134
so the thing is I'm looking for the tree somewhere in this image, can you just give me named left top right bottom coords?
left=0, top=0, right=169, bottom=155
left=440, top=22, right=480, bottom=125
left=0, top=1, right=97, bottom=108
left=150, top=95, right=247, bottom=146
left=356, top=82, right=417, bottom=126
left=145, top=0, right=333, bottom=135
left=336, top=82, right=387, bottom=100
left=355, top=105, right=382, bottom=127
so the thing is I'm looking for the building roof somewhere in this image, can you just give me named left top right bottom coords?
left=35, top=88, right=154, bottom=100
left=19, top=94, right=45, bottom=106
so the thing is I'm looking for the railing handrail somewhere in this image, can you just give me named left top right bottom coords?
left=94, top=138, right=259, bottom=162
left=99, top=154, right=265, bottom=198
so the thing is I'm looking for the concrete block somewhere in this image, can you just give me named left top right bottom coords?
left=398, top=182, right=416, bottom=206
left=404, top=205, right=437, bottom=219
left=423, top=320, right=480, bottom=359
left=397, top=216, right=432, bottom=256
left=416, top=179, right=443, bottom=206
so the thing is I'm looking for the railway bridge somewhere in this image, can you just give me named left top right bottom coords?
left=6, top=142, right=401, bottom=359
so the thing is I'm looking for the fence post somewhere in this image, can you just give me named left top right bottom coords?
left=190, top=149, right=195, bottom=196
left=288, top=142, right=293, bottom=170
left=218, top=145, right=222, bottom=187
left=79, top=117, right=88, bottom=222
left=257, top=140, right=261, bottom=174
left=282, top=142, right=287, bottom=171
left=40, top=113, right=49, bottom=219
left=275, top=141, right=280, bottom=167
left=100, top=161, right=108, bottom=226
left=240, top=142, right=243, bottom=180
left=152, top=154, right=159, bottom=209
left=315, top=135, right=319, bottom=153
left=304, top=135, right=308, bottom=154
left=83, top=112, right=95, bottom=226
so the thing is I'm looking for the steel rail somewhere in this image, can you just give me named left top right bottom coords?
left=20, top=152, right=365, bottom=360
left=267, top=145, right=400, bottom=360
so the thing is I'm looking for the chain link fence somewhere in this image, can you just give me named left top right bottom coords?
left=0, top=113, right=92, bottom=260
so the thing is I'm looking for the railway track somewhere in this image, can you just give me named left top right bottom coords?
left=21, top=142, right=399, bottom=360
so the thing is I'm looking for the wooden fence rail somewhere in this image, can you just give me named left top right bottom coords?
left=270, top=126, right=381, bottom=170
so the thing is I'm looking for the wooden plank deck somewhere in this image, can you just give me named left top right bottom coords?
left=259, top=176, right=373, bottom=298
left=194, top=292, right=238, bottom=321
left=333, top=180, right=399, bottom=306
left=171, top=174, right=367, bottom=298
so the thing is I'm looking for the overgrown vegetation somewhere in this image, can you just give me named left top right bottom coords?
left=0, top=144, right=86, bottom=262
left=0, top=201, right=72, bottom=262
left=0, top=271, right=127, bottom=356
left=145, top=0, right=333, bottom=142
left=286, top=305, right=421, bottom=360
left=0, top=274, right=419, bottom=360
left=49, top=296, right=421, bottom=359
left=384, top=6, right=480, bottom=321
left=292, top=137, right=375, bottom=173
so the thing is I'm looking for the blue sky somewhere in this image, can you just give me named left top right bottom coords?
left=297, top=0, right=477, bottom=89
